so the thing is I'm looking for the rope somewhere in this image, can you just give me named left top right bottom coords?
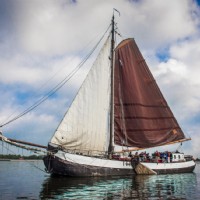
left=0, top=141, right=48, bottom=173
left=0, top=134, right=46, bottom=154
left=0, top=24, right=111, bottom=128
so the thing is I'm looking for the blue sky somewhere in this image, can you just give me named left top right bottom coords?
left=0, top=0, right=200, bottom=157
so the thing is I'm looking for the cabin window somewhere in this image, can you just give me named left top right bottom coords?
left=174, top=155, right=176, bottom=159
left=178, top=155, right=181, bottom=159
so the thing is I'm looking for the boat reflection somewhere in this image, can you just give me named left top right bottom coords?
left=40, top=173, right=197, bottom=199
left=132, top=173, right=197, bottom=199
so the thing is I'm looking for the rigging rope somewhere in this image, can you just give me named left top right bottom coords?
left=0, top=24, right=111, bottom=128
left=0, top=141, right=47, bottom=173
left=2, top=33, right=107, bottom=125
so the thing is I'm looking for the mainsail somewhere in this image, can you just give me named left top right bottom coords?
left=114, top=38, right=186, bottom=149
left=51, top=37, right=111, bottom=155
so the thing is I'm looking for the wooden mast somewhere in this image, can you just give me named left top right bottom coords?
left=108, top=13, right=115, bottom=158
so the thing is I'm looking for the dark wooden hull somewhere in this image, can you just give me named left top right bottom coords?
left=43, top=154, right=196, bottom=177
left=43, top=155, right=135, bottom=177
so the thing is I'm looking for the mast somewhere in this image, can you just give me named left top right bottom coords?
left=108, top=13, right=115, bottom=158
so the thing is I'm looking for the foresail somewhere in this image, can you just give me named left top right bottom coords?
left=114, top=38, right=186, bottom=149
left=51, top=37, right=111, bottom=155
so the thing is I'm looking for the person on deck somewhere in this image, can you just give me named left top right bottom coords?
left=155, top=151, right=160, bottom=163
left=128, top=152, right=133, bottom=158
left=168, top=152, right=171, bottom=163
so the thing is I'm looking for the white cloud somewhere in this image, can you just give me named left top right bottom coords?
left=118, top=0, right=199, bottom=49
left=170, top=38, right=200, bottom=85
left=183, top=125, right=200, bottom=158
left=13, top=0, right=112, bottom=55
left=2, top=0, right=198, bottom=55
left=154, top=37, right=200, bottom=122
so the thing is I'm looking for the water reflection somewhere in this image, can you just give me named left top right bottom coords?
left=40, top=176, right=131, bottom=199
left=132, top=174, right=197, bottom=199
left=40, top=173, right=198, bottom=200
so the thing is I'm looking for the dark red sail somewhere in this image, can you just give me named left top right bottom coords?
left=114, top=38, right=186, bottom=148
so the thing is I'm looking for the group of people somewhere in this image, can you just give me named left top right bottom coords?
left=128, top=151, right=172, bottom=163
left=153, top=151, right=172, bottom=163
left=112, top=150, right=174, bottom=163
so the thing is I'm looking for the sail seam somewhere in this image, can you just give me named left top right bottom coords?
left=115, top=103, right=168, bottom=108
left=115, top=116, right=175, bottom=120
left=116, top=127, right=181, bottom=132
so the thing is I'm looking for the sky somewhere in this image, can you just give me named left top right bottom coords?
left=0, top=0, right=200, bottom=157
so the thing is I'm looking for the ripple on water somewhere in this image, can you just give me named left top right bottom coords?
left=0, top=161, right=200, bottom=199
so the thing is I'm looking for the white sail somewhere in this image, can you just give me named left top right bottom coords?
left=51, top=37, right=111, bottom=155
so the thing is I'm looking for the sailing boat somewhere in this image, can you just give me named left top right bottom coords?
left=43, top=14, right=196, bottom=176
left=0, top=13, right=195, bottom=176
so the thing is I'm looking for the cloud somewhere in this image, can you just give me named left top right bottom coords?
left=183, top=125, right=200, bottom=158
left=1, top=95, right=71, bottom=146
left=118, top=0, right=199, bottom=49
left=9, top=0, right=113, bottom=55
left=170, top=38, right=200, bottom=85
left=3, top=0, right=199, bottom=55
left=154, top=37, right=200, bottom=120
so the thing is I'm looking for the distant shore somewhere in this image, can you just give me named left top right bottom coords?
left=0, top=154, right=43, bottom=160
left=0, top=159, right=42, bottom=161
left=0, top=159, right=11, bottom=161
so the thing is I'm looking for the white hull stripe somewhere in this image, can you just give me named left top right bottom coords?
left=141, top=161, right=195, bottom=170
left=55, top=151, right=195, bottom=170
left=56, top=151, right=132, bottom=169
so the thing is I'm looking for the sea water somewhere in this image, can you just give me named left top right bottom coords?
left=0, top=160, right=199, bottom=199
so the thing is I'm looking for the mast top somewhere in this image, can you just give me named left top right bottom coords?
left=113, top=8, right=120, bottom=17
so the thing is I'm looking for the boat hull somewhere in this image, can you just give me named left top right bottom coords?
left=43, top=151, right=135, bottom=177
left=43, top=151, right=196, bottom=176
left=140, top=161, right=196, bottom=175
left=154, top=165, right=195, bottom=174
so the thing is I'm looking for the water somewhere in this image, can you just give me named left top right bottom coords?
left=0, top=161, right=200, bottom=199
